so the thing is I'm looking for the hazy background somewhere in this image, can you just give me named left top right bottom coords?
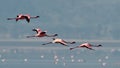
left=0, top=0, right=120, bottom=40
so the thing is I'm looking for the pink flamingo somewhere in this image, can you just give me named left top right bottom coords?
left=42, top=38, right=75, bottom=46
left=70, top=42, right=102, bottom=50
left=7, top=14, right=39, bottom=23
left=26, top=28, right=58, bottom=38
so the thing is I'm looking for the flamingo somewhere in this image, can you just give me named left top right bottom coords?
left=7, top=14, right=39, bottom=23
left=26, top=28, right=58, bottom=38
left=70, top=42, right=102, bottom=50
left=42, top=38, right=76, bottom=46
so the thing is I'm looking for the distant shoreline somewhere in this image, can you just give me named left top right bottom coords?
left=0, top=39, right=120, bottom=43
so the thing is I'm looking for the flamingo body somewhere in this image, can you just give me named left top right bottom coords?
left=27, top=28, right=57, bottom=38
left=42, top=38, right=75, bottom=46
left=7, top=14, right=39, bottom=23
left=35, top=31, right=47, bottom=37
left=52, top=38, right=68, bottom=46
left=79, top=43, right=92, bottom=48
left=70, top=43, right=102, bottom=50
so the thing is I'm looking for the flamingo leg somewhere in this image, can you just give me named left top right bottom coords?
left=46, top=34, right=58, bottom=37
left=86, top=47, right=95, bottom=50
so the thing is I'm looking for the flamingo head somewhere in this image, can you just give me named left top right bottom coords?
left=17, top=14, right=23, bottom=18
left=17, top=15, right=19, bottom=17
left=98, top=44, right=102, bottom=47
left=52, top=38, right=56, bottom=40
left=32, top=28, right=37, bottom=31
left=36, top=16, right=40, bottom=18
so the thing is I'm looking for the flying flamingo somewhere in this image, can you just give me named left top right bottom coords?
left=42, top=38, right=76, bottom=46
left=70, top=42, right=102, bottom=50
left=7, top=14, right=39, bottom=23
left=26, top=28, right=58, bottom=38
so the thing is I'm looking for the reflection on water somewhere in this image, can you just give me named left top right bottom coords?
left=0, top=41, right=120, bottom=68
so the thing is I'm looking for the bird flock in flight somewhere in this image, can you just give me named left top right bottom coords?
left=7, top=14, right=102, bottom=50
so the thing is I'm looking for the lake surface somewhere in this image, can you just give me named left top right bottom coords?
left=0, top=40, right=120, bottom=68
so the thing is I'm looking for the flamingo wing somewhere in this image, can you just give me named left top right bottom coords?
left=24, top=16, right=30, bottom=23
left=85, top=46, right=94, bottom=50
left=59, top=41, right=68, bottom=46
left=40, top=32, right=46, bottom=34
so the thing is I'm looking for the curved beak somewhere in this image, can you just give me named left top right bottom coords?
left=98, top=44, right=102, bottom=47
left=36, top=16, right=40, bottom=18
left=52, top=38, right=55, bottom=40
left=32, top=29, right=37, bottom=31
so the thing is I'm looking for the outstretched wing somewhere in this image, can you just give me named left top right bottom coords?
left=24, top=16, right=30, bottom=23
left=40, top=32, right=46, bottom=35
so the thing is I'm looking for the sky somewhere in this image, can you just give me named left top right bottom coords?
left=0, top=0, right=120, bottom=40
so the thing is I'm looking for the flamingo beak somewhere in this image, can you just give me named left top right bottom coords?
left=32, top=29, right=37, bottom=31
left=36, top=16, right=40, bottom=18
left=97, top=44, right=102, bottom=47
left=17, top=15, right=19, bottom=17
left=52, top=38, right=55, bottom=40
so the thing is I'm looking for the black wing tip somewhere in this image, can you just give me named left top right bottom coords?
left=70, top=48, right=73, bottom=50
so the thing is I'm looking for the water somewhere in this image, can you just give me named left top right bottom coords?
left=0, top=40, right=120, bottom=68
